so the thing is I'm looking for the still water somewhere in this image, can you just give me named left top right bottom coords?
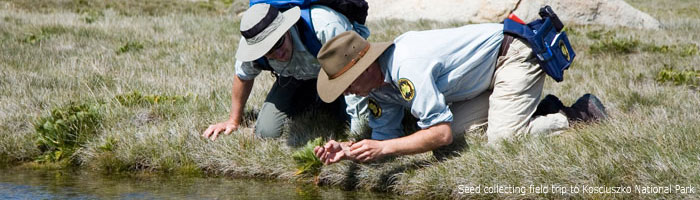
left=0, top=168, right=393, bottom=199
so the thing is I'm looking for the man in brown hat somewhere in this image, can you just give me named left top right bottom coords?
left=313, top=27, right=607, bottom=164
left=202, top=3, right=370, bottom=140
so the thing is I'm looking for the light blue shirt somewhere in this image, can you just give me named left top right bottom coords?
left=368, top=23, right=504, bottom=140
left=234, top=5, right=370, bottom=132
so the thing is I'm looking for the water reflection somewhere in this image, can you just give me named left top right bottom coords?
left=0, top=168, right=393, bottom=199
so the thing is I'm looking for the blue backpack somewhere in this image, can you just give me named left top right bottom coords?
left=503, top=6, right=575, bottom=82
left=248, top=0, right=369, bottom=72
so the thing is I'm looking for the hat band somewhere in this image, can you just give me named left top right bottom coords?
left=244, top=14, right=284, bottom=45
left=241, top=6, right=279, bottom=39
left=329, top=44, right=371, bottom=80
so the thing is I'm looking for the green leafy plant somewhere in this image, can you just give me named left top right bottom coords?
left=643, top=44, right=698, bottom=57
left=656, top=69, right=699, bottom=87
left=22, top=31, right=49, bottom=45
left=82, top=10, right=104, bottom=24
left=34, top=102, right=102, bottom=163
left=292, top=137, right=324, bottom=177
left=115, top=91, right=191, bottom=106
left=585, top=29, right=614, bottom=40
left=590, top=37, right=640, bottom=54
left=116, top=41, right=144, bottom=54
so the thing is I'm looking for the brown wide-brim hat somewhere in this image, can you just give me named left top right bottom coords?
left=235, top=4, right=300, bottom=62
left=317, top=31, right=393, bottom=103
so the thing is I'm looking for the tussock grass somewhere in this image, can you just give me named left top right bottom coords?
left=1, top=0, right=699, bottom=199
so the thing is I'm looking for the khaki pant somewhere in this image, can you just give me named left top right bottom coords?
left=449, top=38, right=569, bottom=146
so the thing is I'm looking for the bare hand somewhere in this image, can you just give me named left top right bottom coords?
left=349, top=140, right=386, bottom=162
left=202, top=120, right=239, bottom=141
left=314, top=140, right=353, bottom=165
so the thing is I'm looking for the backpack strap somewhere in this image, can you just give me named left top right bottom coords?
left=296, top=8, right=322, bottom=56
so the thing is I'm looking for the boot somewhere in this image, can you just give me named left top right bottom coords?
left=563, top=93, right=608, bottom=123
left=534, top=94, right=566, bottom=117
left=534, top=94, right=608, bottom=123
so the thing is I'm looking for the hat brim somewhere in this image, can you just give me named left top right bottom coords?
left=317, top=42, right=394, bottom=103
left=235, top=6, right=300, bottom=62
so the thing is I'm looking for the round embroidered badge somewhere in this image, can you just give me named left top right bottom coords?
left=368, top=98, right=382, bottom=118
left=398, top=78, right=415, bottom=101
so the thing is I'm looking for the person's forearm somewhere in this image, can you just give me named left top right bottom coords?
left=380, top=123, right=452, bottom=155
left=229, top=75, right=254, bottom=124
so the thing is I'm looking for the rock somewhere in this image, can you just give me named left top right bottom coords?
left=366, top=0, right=661, bottom=29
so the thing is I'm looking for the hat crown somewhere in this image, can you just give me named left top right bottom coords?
left=240, top=4, right=275, bottom=33
left=318, top=31, right=370, bottom=79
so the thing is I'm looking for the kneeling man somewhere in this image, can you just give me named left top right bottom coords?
left=313, top=24, right=606, bottom=164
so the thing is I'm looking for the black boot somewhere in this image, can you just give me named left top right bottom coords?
left=534, top=94, right=566, bottom=117
left=563, top=93, right=608, bottom=123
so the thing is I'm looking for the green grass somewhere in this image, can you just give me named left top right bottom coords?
left=1, top=0, right=699, bottom=199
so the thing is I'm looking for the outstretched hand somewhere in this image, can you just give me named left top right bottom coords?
left=349, top=139, right=386, bottom=163
left=202, top=120, right=239, bottom=141
left=314, top=140, right=354, bottom=165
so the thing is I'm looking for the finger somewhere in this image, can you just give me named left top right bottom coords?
left=224, top=125, right=234, bottom=135
left=325, top=140, right=336, bottom=149
left=212, top=127, right=225, bottom=137
left=211, top=130, right=220, bottom=141
left=323, top=153, right=331, bottom=165
left=349, top=146, right=367, bottom=157
left=329, top=153, right=343, bottom=163
left=319, top=154, right=326, bottom=164
left=350, top=141, right=365, bottom=151
left=356, top=151, right=372, bottom=162
left=314, top=147, right=324, bottom=158
left=203, top=126, right=214, bottom=137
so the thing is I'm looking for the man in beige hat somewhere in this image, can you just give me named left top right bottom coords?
left=202, top=3, right=370, bottom=140
left=313, top=27, right=607, bottom=164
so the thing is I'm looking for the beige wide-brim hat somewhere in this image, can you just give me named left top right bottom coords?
left=317, top=31, right=393, bottom=103
left=235, top=4, right=300, bottom=62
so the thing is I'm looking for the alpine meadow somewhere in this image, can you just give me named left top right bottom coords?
left=1, top=0, right=699, bottom=199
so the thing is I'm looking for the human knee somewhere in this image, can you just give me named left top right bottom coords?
left=254, top=103, right=287, bottom=138
left=254, top=121, right=284, bottom=138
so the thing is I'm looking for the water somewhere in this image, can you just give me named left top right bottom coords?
left=0, top=168, right=393, bottom=199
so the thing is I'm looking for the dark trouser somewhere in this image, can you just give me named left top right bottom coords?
left=254, top=76, right=348, bottom=138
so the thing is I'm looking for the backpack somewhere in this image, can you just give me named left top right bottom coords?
left=248, top=0, right=369, bottom=72
left=503, top=6, right=575, bottom=82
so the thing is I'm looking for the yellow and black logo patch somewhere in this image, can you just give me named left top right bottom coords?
left=368, top=98, right=381, bottom=118
left=560, top=40, right=570, bottom=62
left=398, top=78, right=415, bottom=101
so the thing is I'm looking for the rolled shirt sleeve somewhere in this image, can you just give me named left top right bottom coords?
left=234, top=59, right=262, bottom=81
